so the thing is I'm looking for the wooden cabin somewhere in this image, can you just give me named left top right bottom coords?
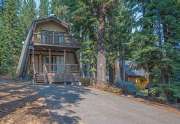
left=16, top=16, right=80, bottom=83
left=117, top=60, right=148, bottom=89
left=125, top=61, right=148, bottom=89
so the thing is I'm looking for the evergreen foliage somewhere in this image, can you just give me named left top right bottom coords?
left=0, top=0, right=20, bottom=74
left=39, top=0, right=49, bottom=17
left=128, top=0, right=180, bottom=84
left=51, top=0, right=68, bottom=20
left=0, top=0, right=179, bottom=85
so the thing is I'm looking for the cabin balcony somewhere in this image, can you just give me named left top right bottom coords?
left=32, top=31, right=80, bottom=49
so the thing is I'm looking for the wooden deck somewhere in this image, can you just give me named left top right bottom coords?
left=33, top=32, right=80, bottom=49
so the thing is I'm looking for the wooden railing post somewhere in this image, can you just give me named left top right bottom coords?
left=48, top=48, right=51, bottom=72
left=52, top=31, right=54, bottom=44
left=64, top=50, right=66, bottom=72
left=32, top=47, right=36, bottom=84
left=43, top=64, right=48, bottom=83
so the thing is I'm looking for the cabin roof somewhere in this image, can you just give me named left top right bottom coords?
left=33, top=16, right=69, bottom=30
left=124, top=61, right=146, bottom=77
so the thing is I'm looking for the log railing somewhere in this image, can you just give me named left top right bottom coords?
left=45, top=64, right=79, bottom=73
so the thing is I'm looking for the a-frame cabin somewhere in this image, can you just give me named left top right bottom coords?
left=16, top=16, right=80, bottom=83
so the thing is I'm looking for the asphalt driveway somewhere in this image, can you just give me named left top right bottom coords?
left=0, top=82, right=179, bottom=124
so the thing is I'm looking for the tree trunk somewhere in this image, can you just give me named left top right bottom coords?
left=160, top=69, right=167, bottom=84
left=97, top=5, right=106, bottom=83
left=122, top=56, right=126, bottom=82
left=109, top=63, right=115, bottom=84
left=145, top=64, right=151, bottom=96
left=109, top=64, right=113, bottom=83
left=120, top=47, right=125, bottom=82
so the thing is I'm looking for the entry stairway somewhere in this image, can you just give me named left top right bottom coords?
left=34, top=73, right=80, bottom=84
left=34, top=73, right=48, bottom=83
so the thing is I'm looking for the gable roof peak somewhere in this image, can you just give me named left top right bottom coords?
left=35, top=16, right=69, bottom=29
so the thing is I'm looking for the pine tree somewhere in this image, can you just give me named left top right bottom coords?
left=39, top=0, right=49, bottom=17
left=51, top=0, right=68, bottom=20
left=128, top=0, right=180, bottom=84
left=66, top=0, right=131, bottom=83
left=75, top=0, right=118, bottom=83
left=106, top=0, right=132, bottom=83
left=19, top=0, right=37, bottom=30
left=0, top=0, right=21, bottom=74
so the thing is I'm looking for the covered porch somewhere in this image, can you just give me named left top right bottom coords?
left=29, top=46, right=80, bottom=83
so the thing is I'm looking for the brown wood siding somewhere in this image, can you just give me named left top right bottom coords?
left=34, top=55, right=39, bottom=73
left=66, top=52, right=76, bottom=64
left=35, top=21, right=67, bottom=33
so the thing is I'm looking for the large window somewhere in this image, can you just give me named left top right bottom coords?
left=43, top=55, right=64, bottom=73
left=54, top=32, right=64, bottom=44
left=41, top=31, right=64, bottom=44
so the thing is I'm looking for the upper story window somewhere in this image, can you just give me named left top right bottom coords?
left=41, top=31, right=65, bottom=45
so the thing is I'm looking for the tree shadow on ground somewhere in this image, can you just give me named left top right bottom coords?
left=0, top=84, right=35, bottom=100
left=0, top=86, right=39, bottom=118
left=0, top=83, right=91, bottom=124
left=30, top=85, right=90, bottom=124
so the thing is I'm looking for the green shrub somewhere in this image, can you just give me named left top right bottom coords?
left=149, top=87, right=160, bottom=97
left=160, top=83, right=180, bottom=103
left=136, top=89, right=148, bottom=97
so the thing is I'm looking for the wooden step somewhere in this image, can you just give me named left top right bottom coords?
left=35, top=74, right=46, bottom=83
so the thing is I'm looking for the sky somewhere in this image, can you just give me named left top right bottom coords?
left=35, top=0, right=40, bottom=9
left=0, top=0, right=4, bottom=7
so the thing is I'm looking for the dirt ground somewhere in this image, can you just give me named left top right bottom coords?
left=0, top=80, right=180, bottom=124
left=0, top=81, right=85, bottom=124
left=0, top=81, right=50, bottom=124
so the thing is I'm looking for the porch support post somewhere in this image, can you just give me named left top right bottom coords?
left=32, top=47, right=36, bottom=84
left=64, top=49, right=66, bottom=72
left=52, top=31, right=54, bottom=44
left=39, top=53, right=42, bottom=73
left=48, top=48, right=51, bottom=72
left=63, top=49, right=66, bottom=84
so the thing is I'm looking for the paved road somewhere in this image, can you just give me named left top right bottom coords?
left=38, top=85, right=180, bottom=124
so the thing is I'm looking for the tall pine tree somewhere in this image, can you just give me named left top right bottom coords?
left=51, top=0, right=68, bottom=20
left=0, top=0, right=21, bottom=75
left=39, top=0, right=49, bottom=17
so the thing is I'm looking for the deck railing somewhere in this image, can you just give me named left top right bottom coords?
left=45, top=64, right=79, bottom=73
left=33, top=32, right=80, bottom=48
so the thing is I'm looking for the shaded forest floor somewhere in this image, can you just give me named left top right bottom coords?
left=0, top=81, right=50, bottom=124
left=0, top=81, right=86, bottom=124
left=0, top=80, right=180, bottom=124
